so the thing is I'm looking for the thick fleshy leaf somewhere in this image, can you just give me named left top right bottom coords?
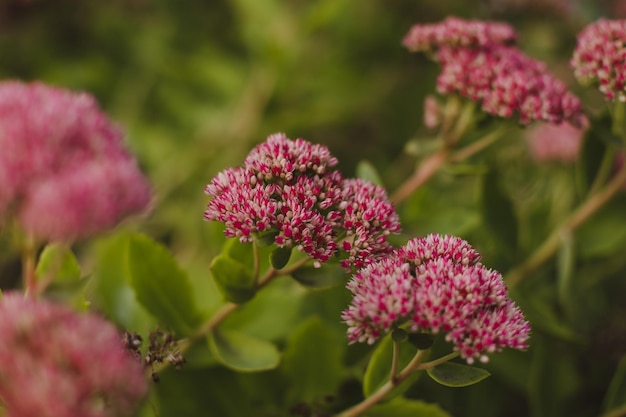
left=210, top=254, right=256, bottom=303
left=604, top=355, right=626, bottom=412
left=270, top=246, right=292, bottom=270
left=356, top=160, right=384, bottom=187
left=222, top=238, right=254, bottom=266
left=363, top=336, right=420, bottom=399
left=280, top=317, right=345, bottom=404
left=364, top=398, right=451, bottom=417
left=87, top=233, right=155, bottom=333
left=35, top=243, right=81, bottom=284
left=290, top=263, right=346, bottom=288
left=128, top=233, right=202, bottom=335
left=208, top=328, right=280, bottom=372
left=480, top=170, right=518, bottom=256
left=426, top=362, right=490, bottom=387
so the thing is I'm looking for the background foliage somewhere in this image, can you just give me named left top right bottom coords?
left=1, top=1, right=626, bottom=416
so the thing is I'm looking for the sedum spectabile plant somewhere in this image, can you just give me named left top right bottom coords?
left=1, top=13, right=626, bottom=417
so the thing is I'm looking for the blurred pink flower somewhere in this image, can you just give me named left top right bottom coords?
left=404, top=18, right=585, bottom=126
left=571, top=19, right=626, bottom=101
left=0, top=81, right=151, bottom=240
left=0, top=293, right=147, bottom=417
left=342, top=234, right=530, bottom=363
left=403, top=16, right=517, bottom=52
left=205, top=133, right=401, bottom=268
left=524, top=121, right=586, bottom=162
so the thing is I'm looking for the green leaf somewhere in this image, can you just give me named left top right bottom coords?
left=480, top=169, right=518, bottom=256
left=290, top=263, right=346, bottom=289
left=528, top=335, right=581, bottom=417
left=604, top=354, right=626, bottom=412
left=223, top=238, right=254, bottom=266
left=207, top=328, right=280, bottom=372
left=280, top=317, right=344, bottom=404
left=127, top=233, right=202, bottom=335
left=363, top=336, right=420, bottom=400
left=364, top=398, right=451, bottom=417
left=557, top=232, right=576, bottom=322
left=210, top=254, right=256, bottom=303
left=356, top=160, right=384, bottom=187
left=35, top=243, right=81, bottom=284
left=255, top=230, right=279, bottom=247
left=407, top=332, right=435, bottom=350
left=576, top=196, right=626, bottom=259
left=426, top=361, right=491, bottom=387
left=86, top=233, right=155, bottom=334
left=270, top=246, right=292, bottom=270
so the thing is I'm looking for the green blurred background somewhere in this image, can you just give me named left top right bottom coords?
left=2, top=1, right=626, bottom=416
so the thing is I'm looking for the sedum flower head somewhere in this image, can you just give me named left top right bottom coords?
left=402, top=16, right=517, bottom=52
left=571, top=19, right=626, bottom=101
left=404, top=18, right=584, bottom=126
left=0, top=293, right=147, bottom=417
left=0, top=81, right=151, bottom=241
left=342, top=234, right=530, bottom=363
left=339, top=179, right=401, bottom=270
left=205, top=133, right=401, bottom=268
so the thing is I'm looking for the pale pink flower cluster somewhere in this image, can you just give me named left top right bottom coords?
left=571, top=19, right=626, bottom=102
left=0, top=293, right=147, bottom=417
left=403, top=18, right=584, bottom=126
left=524, top=121, right=586, bottom=162
left=0, top=81, right=150, bottom=241
left=204, top=133, right=401, bottom=268
left=342, top=234, right=530, bottom=364
left=403, top=16, right=517, bottom=52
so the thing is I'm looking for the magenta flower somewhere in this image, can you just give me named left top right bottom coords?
left=342, top=234, right=530, bottom=364
left=339, top=178, right=401, bottom=270
left=0, top=81, right=151, bottom=240
left=0, top=293, right=147, bottom=417
left=404, top=18, right=585, bottom=126
left=571, top=19, right=626, bottom=101
left=205, top=133, right=401, bottom=268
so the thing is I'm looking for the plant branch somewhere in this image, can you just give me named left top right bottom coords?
left=335, top=349, right=429, bottom=417
left=506, top=164, right=626, bottom=288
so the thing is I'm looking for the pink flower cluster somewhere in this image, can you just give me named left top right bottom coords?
left=204, top=133, right=401, bottom=268
left=571, top=19, right=626, bottom=102
left=342, top=234, right=530, bottom=364
left=403, top=17, right=517, bottom=52
left=0, top=293, right=147, bottom=417
left=524, top=121, right=586, bottom=163
left=0, top=81, right=151, bottom=241
left=403, top=17, right=584, bottom=126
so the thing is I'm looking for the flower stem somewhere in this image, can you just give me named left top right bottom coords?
left=506, top=163, right=626, bottom=288
left=390, top=147, right=449, bottom=204
left=416, top=351, right=460, bottom=370
left=335, top=349, right=429, bottom=417
left=21, top=234, right=37, bottom=297
left=390, top=126, right=507, bottom=205
left=151, top=255, right=311, bottom=375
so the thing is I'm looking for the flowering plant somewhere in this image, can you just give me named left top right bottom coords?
left=1, top=9, right=626, bottom=417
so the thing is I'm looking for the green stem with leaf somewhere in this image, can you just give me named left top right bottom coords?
left=336, top=348, right=460, bottom=417
left=506, top=162, right=626, bottom=288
